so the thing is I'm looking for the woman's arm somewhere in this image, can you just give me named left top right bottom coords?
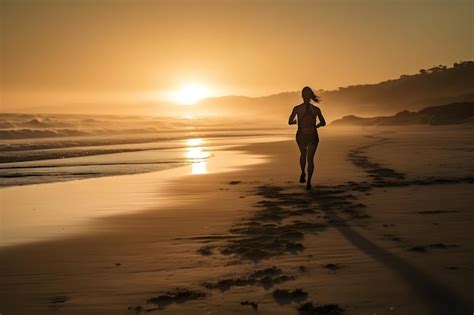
left=288, top=107, right=297, bottom=125
left=315, top=108, right=326, bottom=128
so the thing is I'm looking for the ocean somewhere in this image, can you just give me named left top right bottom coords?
left=0, top=113, right=290, bottom=187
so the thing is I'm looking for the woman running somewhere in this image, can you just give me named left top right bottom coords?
left=288, top=86, right=326, bottom=189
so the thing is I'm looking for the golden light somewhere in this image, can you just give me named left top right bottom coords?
left=191, top=161, right=207, bottom=175
left=185, top=138, right=204, bottom=147
left=186, top=147, right=209, bottom=159
left=175, top=83, right=210, bottom=105
left=184, top=138, right=209, bottom=175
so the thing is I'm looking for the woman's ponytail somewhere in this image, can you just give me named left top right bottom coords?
left=302, top=86, right=320, bottom=103
left=312, top=93, right=320, bottom=103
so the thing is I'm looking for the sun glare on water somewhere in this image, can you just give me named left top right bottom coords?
left=185, top=138, right=210, bottom=174
left=175, top=83, right=210, bottom=105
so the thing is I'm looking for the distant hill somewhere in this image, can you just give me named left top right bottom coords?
left=198, top=61, right=474, bottom=121
left=331, top=102, right=474, bottom=126
left=9, top=61, right=473, bottom=122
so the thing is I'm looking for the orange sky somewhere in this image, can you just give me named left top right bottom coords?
left=1, top=0, right=472, bottom=111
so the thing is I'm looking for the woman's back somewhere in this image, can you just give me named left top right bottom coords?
left=295, top=103, right=318, bottom=134
left=288, top=86, right=326, bottom=190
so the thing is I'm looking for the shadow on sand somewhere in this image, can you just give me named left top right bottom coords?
left=170, top=135, right=473, bottom=314
left=319, top=200, right=470, bottom=315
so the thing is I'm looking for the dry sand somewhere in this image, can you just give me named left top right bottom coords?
left=0, top=126, right=473, bottom=315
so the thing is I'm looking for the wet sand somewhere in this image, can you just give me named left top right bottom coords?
left=0, top=126, right=473, bottom=315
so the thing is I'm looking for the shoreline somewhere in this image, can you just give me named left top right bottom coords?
left=0, top=133, right=291, bottom=188
left=1, top=128, right=473, bottom=314
left=0, top=146, right=268, bottom=248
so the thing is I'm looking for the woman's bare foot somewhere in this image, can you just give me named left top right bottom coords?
left=299, top=173, right=306, bottom=183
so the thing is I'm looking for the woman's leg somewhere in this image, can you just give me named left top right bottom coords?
left=297, top=142, right=308, bottom=181
left=306, top=143, right=318, bottom=188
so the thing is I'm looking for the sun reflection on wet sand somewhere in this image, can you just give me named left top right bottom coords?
left=186, top=147, right=209, bottom=160
left=191, top=161, right=207, bottom=174
left=0, top=147, right=266, bottom=247
left=185, top=138, right=210, bottom=174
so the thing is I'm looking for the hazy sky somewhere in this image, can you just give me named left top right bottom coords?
left=1, top=0, right=472, bottom=110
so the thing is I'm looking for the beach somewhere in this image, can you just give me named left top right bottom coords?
left=1, top=126, right=473, bottom=315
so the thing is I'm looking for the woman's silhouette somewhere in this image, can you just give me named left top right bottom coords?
left=288, top=86, right=326, bottom=189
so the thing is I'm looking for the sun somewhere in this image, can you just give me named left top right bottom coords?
left=175, top=83, right=210, bottom=105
